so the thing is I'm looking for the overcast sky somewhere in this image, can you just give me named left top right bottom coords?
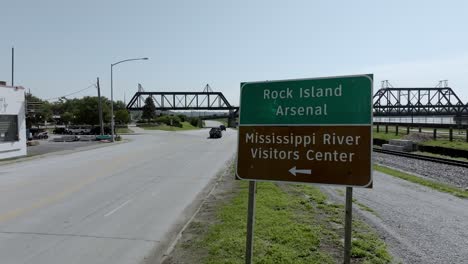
left=1, top=0, right=467, bottom=105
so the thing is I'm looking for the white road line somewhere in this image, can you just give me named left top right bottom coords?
left=104, top=199, right=132, bottom=217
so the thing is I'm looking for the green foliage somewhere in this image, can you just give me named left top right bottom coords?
left=74, top=96, right=111, bottom=125
left=188, top=117, right=203, bottom=127
left=115, top=109, right=130, bottom=124
left=140, top=121, right=199, bottom=131
left=155, top=115, right=182, bottom=127
left=61, top=112, right=74, bottom=125
left=113, top=100, right=126, bottom=111
left=25, top=94, right=52, bottom=127
left=177, top=114, right=187, bottom=122
left=420, top=140, right=468, bottom=151
left=202, top=182, right=334, bottom=264
left=142, top=96, right=156, bottom=121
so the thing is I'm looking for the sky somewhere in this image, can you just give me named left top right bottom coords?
left=1, top=0, right=468, bottom=105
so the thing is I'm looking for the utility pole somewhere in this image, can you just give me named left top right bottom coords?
left=96, top=78, right=104, bottom=135
left=11, top=47, right=14, bottom=86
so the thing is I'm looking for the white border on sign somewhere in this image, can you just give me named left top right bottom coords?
left=235, top=74, right=373, bottom=188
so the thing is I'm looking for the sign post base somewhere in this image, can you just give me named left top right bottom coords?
left=344, top=187, right=353, bottom=264
left=245, top=181, right=256, bottom=264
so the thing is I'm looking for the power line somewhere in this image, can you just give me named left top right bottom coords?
left=46, top=83, right=96, bottom=101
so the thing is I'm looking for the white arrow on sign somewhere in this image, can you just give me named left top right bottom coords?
left=289, top=166, right=312, bottom=176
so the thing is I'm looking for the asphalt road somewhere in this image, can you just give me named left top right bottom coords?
left=0, top=123, right=236, bottom=264
left=322, top=171, right=468, bottom=264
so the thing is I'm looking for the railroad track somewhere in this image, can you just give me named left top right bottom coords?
left=373, top=148, right=468, bottom=168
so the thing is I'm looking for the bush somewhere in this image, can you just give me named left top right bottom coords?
left=155, top=115, right=182, bottom=127
left=177, top=114, right=187, bottom=122
left=188, top=117, right=202, bottom=127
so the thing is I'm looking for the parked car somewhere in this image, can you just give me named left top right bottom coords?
left=68, top=126, right=92, bottom=135
left=29, top=128, right=49, bottom=139
left=219, top=125, right=226, bottom=131
left=34, top=131, right=49, bottom=140
left=209, top=128, right=222, bottom=138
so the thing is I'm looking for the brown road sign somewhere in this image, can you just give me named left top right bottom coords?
left=237, top=126, right=372, bottom=187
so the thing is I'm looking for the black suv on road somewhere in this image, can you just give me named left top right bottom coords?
left=209, top=128, right=222, bottom=138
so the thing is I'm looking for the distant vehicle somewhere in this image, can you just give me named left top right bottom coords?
left=219, top=125, right=226, bottom=131
left=68, top=126, right=92, bottom=135
left=34, top=131, right=49, bottom=140
left=29, top=128, right=49, bottom=139
left=209, top=128, right=222, bottom=138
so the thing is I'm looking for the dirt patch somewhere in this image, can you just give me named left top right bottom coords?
left=161, top=161, right=240, bottom=264
left=402, top=132, right=433, bottom=143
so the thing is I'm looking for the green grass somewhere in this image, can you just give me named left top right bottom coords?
left=189, top=181, right=392, bottom=264
left=140, top=121, right=200, bottom=131
left=420, top=140, right=468, bottom=151
left=116, top=127, right=134, bottom=134
left=372, top=131, right=404, bottom=141
left=413, top=151, right=468, bottom=162
left=296, top=185, right=392, bottom=264
left=354, top=201, right=379, bottom=217
left=374, top=164, right=468, bottom=198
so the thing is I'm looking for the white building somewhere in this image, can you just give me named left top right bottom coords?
left=0, top=82, right=27, bottom=159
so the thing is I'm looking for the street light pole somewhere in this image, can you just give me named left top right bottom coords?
left=110, top=57, right=148, bottom=142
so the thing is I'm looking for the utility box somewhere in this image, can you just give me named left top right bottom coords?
left=0, top=83, right=27, bottom=159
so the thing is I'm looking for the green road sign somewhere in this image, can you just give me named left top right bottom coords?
left=237, top=74, right=373, bottom=187
left=240, top=75, right=372, bottom=125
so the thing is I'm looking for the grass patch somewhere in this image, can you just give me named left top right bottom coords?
left=141, top=121, right=200, bottom=131
left=335, top=189, right=345, bottom=196
left=372, top=131, right=404, bottom=141
left=116, top=127, right=134, bottom=134
left=374, top=164, right=468, bottom=198
left=295, top=185, right=392, bottom=264
left=185, top=179, right=392, bottom=264
left=420, top=140, right=468, bottom=151
left=413, top=151, right=468, bottom=162
left=354, top=201, right=379, bottom=217
left=202, top=182, right=334, bottom=264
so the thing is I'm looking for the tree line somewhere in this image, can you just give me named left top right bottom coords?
left=26, top=94, right=129, bottom=128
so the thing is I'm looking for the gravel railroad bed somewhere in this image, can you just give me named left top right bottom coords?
left=374, top=152, right=468, bottom=188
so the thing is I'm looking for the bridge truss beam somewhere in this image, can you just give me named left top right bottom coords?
left=373, top=87, right=468, bottom=117
left=126, top=92, right=239, bottom=112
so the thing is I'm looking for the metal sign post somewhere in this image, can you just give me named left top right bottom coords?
left=344, top=187, right=353, bottom=264
left=245, top=181, right=256, bottom=264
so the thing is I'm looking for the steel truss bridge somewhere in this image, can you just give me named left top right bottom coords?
left=126, top=91, right=239, bottom=126
left=373, top=87, right=468, bottom=118
left=127, top=86, right=468, bottom=127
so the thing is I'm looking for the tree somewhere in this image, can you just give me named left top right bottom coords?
left=113, top=100, right=126, bottom=111
left=61, top=112, right=74, bottom=125
left=115, top=109, right=130, bottom=124
left=142, top=96, right=156, bottom=121
left=74, top=96, right=111, bottom=125
left=25, top=93, right=53, bottom=128
left=39, top=102, right=53, bottom=122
